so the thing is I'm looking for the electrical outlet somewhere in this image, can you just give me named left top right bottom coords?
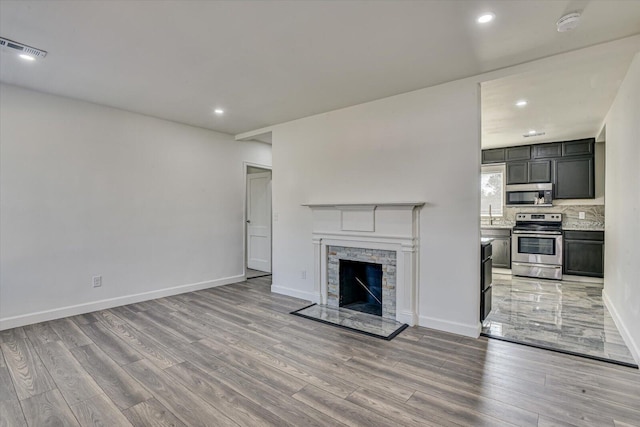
left=92, top=276, right=102, bottom=288
left=301, top=270, right=306, bottom=280
left=579, top=212, right=586, bottom=220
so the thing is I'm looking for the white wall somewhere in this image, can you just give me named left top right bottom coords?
left=602, top=53, right=640, bottom=363
left=0, top=84, right=272, bottom=329
left=271, top=78, right=482, bottom=336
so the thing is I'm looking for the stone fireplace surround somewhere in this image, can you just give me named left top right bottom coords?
left=303, top=202, right=424, bottom=326
left=327, top=246, right=397, bottom=320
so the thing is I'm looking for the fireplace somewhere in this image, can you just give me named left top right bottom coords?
left=339, top=260, right=382, bottom=316
left=327, top=245, right=396, bottom=320
left=304, top=202, right=423, bottom=326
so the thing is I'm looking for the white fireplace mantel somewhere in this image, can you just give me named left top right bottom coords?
left=304, top=202, right=424, bottom=325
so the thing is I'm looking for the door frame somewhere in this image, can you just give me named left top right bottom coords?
left=243, top=161, right=273, bottom=277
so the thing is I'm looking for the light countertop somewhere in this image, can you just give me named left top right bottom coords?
left=481, top=225, right=514, bottom=229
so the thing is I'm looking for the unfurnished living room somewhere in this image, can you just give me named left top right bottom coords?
left=1, top=1, right=640, bottom=426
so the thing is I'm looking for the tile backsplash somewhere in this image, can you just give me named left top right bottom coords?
left=481, top=204, right=604, bottom=230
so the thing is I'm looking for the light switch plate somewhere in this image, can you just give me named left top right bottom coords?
left=578, top=212, right=586, bottom=220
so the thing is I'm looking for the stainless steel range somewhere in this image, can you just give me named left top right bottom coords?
left=512, top=213, right=563, bottom=280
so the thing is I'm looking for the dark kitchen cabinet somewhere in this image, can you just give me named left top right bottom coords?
left=506, top=161, right=528, bottom=184
left=562, top=139, right=594, bottom=157
left=507, top=160, right=552, bottom=185
left=480, top=241, right=493, bottom=321
left=528, top=160, right=552, bottom=183
left=481, top=285, right=492, bottom=322
left=506, top=146, right=531, bottom=161
left=481, top=228, right=511, bottom=269
left=482, top=148, right=506, bottom=164
left=555, top=156, right=594, bottom=199
left=532, top=143, right=562, bottom=159
left=563, top=231, right=604, bottom=277
left=483, top=138, right=595, bottom=199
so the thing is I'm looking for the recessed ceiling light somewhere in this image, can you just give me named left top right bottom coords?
left=523, top=130, right=546, bottom=138
left=515, top=100, right=528, bottom=107
left=477, top=13, right=495, bottom=24
left=19, top=54, right=35, bottom=61
left=214, top=109, right=224, bottom=115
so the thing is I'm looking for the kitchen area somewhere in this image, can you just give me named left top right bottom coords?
left=478, top=57, right=638, bottom=367
left=478, top=139, right=636, bottom=366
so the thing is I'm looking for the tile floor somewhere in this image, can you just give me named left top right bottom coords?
left=482, top=274, right=637, bottom=366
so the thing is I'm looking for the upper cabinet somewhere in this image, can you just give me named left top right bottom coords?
left=562, top=139, right=593, bottom=156
left=482, top=148, right=506, bottom=164
left=506, top=159, right=553, bottom=184
left=505, top=146, right=531, bottom=161
left=532, top=143, right=562, bottom=159
left=528, top=160, right=552, bottom=183
left=555, top=138, right=595, bottom=199
left=555, top=156, right=594, bottom=199
left=506, top=161, right=528, bottom=184
left=483, top=138, right=595, bottom=199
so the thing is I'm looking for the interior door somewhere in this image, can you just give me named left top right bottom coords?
left=247, top=171, right=272, bottom=272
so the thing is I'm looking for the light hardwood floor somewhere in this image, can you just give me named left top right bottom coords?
left=1, top=276, right=639, bottom=427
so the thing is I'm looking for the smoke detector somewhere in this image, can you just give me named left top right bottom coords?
left=556, top=12, right=581, bottom=32
left=0, top=37, right=47, bottom=59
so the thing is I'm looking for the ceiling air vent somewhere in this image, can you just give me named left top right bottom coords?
left=0, top=37, right=47, bottom=58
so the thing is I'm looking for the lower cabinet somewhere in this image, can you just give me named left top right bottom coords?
left=481, top=242, right=493, bottom=322
left=563, top=231, right=604, bottom=278
left=480, top=286, right=492, bottom=322
left=481, top=228, right=511, bottom=269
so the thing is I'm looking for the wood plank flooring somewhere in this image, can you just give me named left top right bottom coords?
left=1, top=276, right=639, bottom=427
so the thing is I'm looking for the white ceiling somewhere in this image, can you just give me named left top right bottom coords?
left=481, top=38, right=639, bottom=148
left=1, top=1, right=640, bottom=137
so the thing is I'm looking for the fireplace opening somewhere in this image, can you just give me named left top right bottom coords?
left=339, top=260, right=383, bottom=316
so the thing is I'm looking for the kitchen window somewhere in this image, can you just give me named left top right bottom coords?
left=481, top=164, right=505, bottom=217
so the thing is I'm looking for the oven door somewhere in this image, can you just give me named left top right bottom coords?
left=512, top=232, right=563, bottom=265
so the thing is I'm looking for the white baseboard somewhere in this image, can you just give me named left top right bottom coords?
left=397, top=310, right=418, bottom=327
left=418, top=315, right=481, bottom=338
left=0, top=274, right=245, bottom=331
left=602, top=289, right=640, bottom=366
left=271, top=284, right=317, bottom=304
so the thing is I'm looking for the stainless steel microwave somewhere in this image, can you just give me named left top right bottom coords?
left=505, top=183, right=553, bottom=206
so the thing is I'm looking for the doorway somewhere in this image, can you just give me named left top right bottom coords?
left=245, top=164, right=272, bottom=278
